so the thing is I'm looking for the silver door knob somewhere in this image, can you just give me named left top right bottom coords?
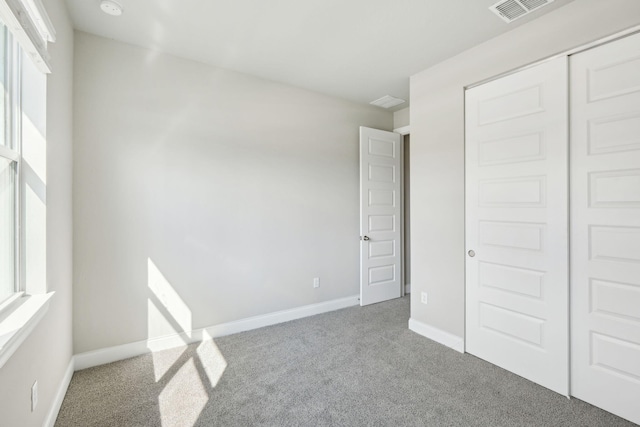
left=362, top=236, right=370, bottom=241
left=468, top=250, right=475, bottom=257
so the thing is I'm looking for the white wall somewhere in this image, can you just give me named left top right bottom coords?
left=410, top=0, right=640, bottom=338
left=394, top=107, right=409, bottom=129
left=0, top=0, right=74, bottom=425
left=73, top=32, right=392, bottom=354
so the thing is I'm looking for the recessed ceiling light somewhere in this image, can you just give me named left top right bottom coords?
left=100, top=0, right=123, bottom=16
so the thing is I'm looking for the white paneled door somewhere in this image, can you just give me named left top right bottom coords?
left=465, top=57, right=569, bottom=395
left=359, top=127, right=403, bottom=306
left=570, top=32, right=640, bottom=425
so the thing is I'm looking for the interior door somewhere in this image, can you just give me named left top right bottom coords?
left=359, top=126, right=403, bottom=306
left=570, top=32, right=640, bottom=425
left=465, top=57, right=569, bottom=395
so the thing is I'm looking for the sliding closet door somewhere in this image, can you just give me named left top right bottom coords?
left=570, top=32, right=640, bottom=425
left=465, top=57, right=569, bottom=395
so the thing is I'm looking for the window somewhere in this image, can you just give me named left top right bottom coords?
left=0, top=0, right=54, bottom=369
left=0, top=22, right=21, bottom=307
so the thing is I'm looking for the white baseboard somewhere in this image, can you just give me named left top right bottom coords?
left=44, top=357, right=74, bottom=427
left=408, top=318, right=464, bottom=353
left=75, top=295, right=360, bottom=371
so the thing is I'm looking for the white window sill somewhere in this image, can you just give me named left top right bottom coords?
left=0, top=292, right=54, bottom=369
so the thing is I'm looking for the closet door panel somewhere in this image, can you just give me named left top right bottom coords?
left=465, top=57, right=569, bottom=395
left=570, top=32, right=640, bottom=425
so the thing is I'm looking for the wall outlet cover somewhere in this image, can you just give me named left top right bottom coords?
left=421, top=292, right=428, bottom=304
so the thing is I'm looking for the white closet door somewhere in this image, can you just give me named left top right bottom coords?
left=570, top=32, right=640, bottom=425
left=465, top=57, right=569, bottom=395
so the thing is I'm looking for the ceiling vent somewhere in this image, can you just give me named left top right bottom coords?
left=370, top=95, right=406, bottom=109
left=489, top=0, right=555, bottom=23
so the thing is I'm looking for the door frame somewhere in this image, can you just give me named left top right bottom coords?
left=394, top=125, right=411, bottom=295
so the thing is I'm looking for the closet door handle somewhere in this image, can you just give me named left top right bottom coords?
left=468, top=250, right=476, bottom=257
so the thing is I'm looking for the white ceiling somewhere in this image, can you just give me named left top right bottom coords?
left=63, top=0, right=575, bottom=110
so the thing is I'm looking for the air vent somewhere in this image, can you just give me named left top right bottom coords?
left=490, top=0, right=555, bottom=23
left=370, top=95, right=406, bottom=109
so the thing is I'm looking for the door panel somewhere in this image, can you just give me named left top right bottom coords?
left=570, top=32, right=640, bottom=425
left=465, top=57, right=569, bottom=395
left=360, top=127, right=402, bottom=306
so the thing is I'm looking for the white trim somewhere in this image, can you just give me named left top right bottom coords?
left=23, top=0, right=56, bottom=42
left=0, top=0, right=52, bottom=72
left=75, top=295, right=360, bottom=370
left=0, top=291, right=24, bottom=315
left=0, top=292, right=53, bottom=369
left=393, top=125, right=410, bottom=135
left=405, top=283, right=411, bottom=294
left=0, top=144, right=20, bottom=161
left=43, top=357, right=74, bottom=427
left=408, top=318, right=464, bottom=353
left=400, top=129, right=405, bottom=298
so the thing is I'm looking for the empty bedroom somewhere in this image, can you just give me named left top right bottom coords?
left=0, top=0, right=639, bottom=426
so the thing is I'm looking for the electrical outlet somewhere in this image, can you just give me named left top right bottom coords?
left=313, top=277, right=320, bottom=288
left=421, top=292, right=428, bottom=305
left=31, top=381, right=38, bottom=412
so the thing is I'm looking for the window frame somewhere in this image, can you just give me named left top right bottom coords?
left=0, top=24, right=23, bottom=311
left=0, top=1, right=54, bottom=371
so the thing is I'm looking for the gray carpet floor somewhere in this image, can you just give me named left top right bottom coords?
left=56, top=297, right=635, bottom=426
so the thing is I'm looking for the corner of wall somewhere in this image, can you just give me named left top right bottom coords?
left=393, top=107, right=410, bottom=130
